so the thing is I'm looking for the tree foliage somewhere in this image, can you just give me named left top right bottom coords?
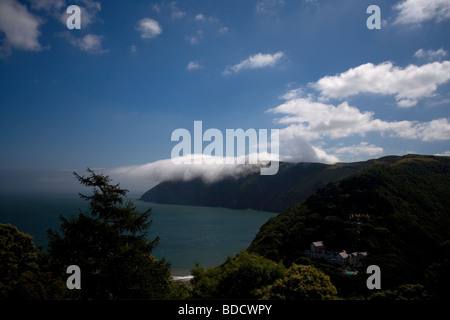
left=191, top=251, right=286, bottom=299
left=257, top=264, right=338, bottom=300
left=47, top=169, right=171, bottom=299
left=368, top=284, right=431, bottom=300
left=0, top=223, right=65, bottom=299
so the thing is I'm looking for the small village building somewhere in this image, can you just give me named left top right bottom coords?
left=304, top=241, right=367, bottom=267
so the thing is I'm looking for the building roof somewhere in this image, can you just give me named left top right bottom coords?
left=312, top=241, right=324, bottom=248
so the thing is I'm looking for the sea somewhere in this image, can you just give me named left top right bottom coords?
left=0, top=193, right=277, bottom=277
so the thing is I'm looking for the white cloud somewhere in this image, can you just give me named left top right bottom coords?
left=278, top=136, right=340, bottom=164
left=0, top=0, right=43, bottom=57
left=270, top=98, right=381, bottom=140
left=393, top=0, right=450, bottom=24
left=414, top=48, right=447, bottom=61
left=313, top=61, right=450, bottom=107
left=396, top=99, right=418, bottom=108
left=223, top=51, right=285, bottom=75
left=65, top=33, right=108, bottom=54
left=268, top=97, right=450, bottom=142
left=280, top=88, right=303, bottom=100
left=186, top=61, right=203, bottom=71
left=130, top=44, right=137, bottom=54
left=415, top=118, right=450, bottom=141
left=328, top=142, right=384, bottom=157
left=272, top=58, right=450, bottom=162
left=195, top=13, right=206, bottom=21
left=103, top=150, right=284, bottom=188
left=108, top=158, right=262, bottom=188
left=136, top=18, right=162, bottom=39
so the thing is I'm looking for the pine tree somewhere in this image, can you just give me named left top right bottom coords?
left=48, top=169, right=171, bottom=299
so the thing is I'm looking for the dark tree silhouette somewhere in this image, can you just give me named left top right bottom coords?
left=48, top=169, right=171, bottom=299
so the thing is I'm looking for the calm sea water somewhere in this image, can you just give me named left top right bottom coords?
left=0, top=193, right=276, bottom=276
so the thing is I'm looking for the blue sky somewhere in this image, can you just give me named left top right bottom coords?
left=1, top=0, right=450, bottom=193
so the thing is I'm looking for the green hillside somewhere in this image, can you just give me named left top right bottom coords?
left=140, top=161, right=366, bottom=212
left=248, top=155, right=450, bottom=299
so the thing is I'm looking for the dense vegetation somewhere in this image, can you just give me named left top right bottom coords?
left=248, top=155, right=450, bottom=299
left=256, top=264, right=338, bottom=300
left=190, top=251, right=338, bottom=300
left=0, top=224, right=66, bottom=299
left=191, top=251, right=285, bottom=299
left=140, top=161, right=366, bottom=212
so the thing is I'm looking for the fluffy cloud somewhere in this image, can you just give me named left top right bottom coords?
left=394, top=0, right=450, bottom=24
left=136, top=18, right=162, bottom=39
left=223, top=51, right=284, bottom=75
left=0, top=0, right=43, bottom=57
left=269, top=97, right=450, bottom=142
left=62, top=33, right=108, bottom=54
left=414, top=48, right=448, bottom=61
left=327, top=142, right=384, bottom=157
left=412, top=118, right=450, bottom=142
left=186, top=61, right=203, bottom=71
left=271, top=58, right=450, bottom=163
left=280, top=88, right=303, bottom=100
left=195, top=13, right=206, bottom=21
left=312, top=61, right=450, bottom=107
left=270, top=98, right=377, bottom=140
left=278, top=136, right=339, bottom=164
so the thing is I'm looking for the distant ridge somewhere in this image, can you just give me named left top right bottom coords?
left=140, top=159, right=383, bottom=212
